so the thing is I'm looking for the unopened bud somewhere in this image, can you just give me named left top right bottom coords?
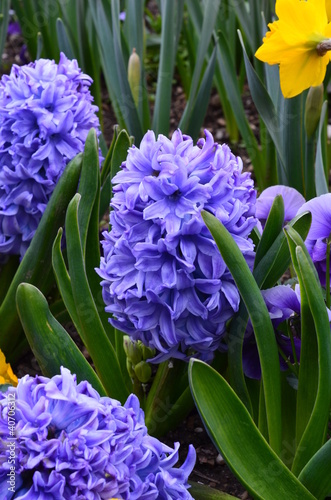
left=134, top=360, right=152, bottom=383
left=123, top=336, right=143, bottom=365
left=128, top=48, right=140, bottom=107
left=141, top=344, right=155, bottom=361
left=126, top=359, right=135, bottom=378
left=304, top=84, right=324, bottom=138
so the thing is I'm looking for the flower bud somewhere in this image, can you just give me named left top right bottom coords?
left=126, top=358, right=135, bottom=378
left=304, top=84, right=324, bottom=138
left=123, top=336, right=143, bottom=365
left=141, top=343, right=155, bottom=361
left=128, top=48, right=140, bottom=107
left=134, top=360, right=152, bottom=383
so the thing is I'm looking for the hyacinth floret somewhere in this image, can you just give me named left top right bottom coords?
left=0, top=53, right=102, bottom=257
left=0, top=367, right=195, bottom=499
left=97, top=129, right=257, bottom=362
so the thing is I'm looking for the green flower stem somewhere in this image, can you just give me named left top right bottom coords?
left=144, top=359, right=193, bottom=437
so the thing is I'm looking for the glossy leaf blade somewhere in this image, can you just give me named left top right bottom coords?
left=65, top=193, right=130, bottom=402
left=202, top=210, right=282, bottom=454
left=16, top=283, right=106, bottom=396
left=285, top=227, right=331, bottom=476
left=254, top=195, right=284, bottom=269
left=189, top=360, right=315, bottom=500
left=299, top=439, right=331, bottom=499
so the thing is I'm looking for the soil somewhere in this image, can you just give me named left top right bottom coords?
left=2, top=22, right=259, bottom=500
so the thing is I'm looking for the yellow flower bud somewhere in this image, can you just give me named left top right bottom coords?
left=304, top=84, right=324, bottom=138
left=128, top=48, right=140, bottom=107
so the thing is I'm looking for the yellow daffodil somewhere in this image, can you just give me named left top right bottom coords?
left=0, top=349, right=18, bottom=386
left=255, top=0, right=331, bottom=98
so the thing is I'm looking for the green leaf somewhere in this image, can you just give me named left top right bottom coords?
left=227, top=211, right=311, bottom=417
left=284, top=227, right=331, bottom=476
left=56, top=17, right=75, bottom=59
left=238, top=30, right=286, bottom=179
left=179, top=0, right=220, bottom=133
left=254, top=195, right=284, bottom=269
left=277, top=92, right=306, bottom=192
left=65, top=193, right=130, bottom=402
left=152, top=0, right=184, bottom=135
left=182, top=43, right=217, bottom=139
left=217, top=30, right=266, bottom=189
left=189, top=360, right=316, bottom=500
left=202, top=210, right=282, bottom=455
left=315, top=100, right=328, bottom=196
left=299, top=439, right=331, bottom=499
left=188, top=481, right=239, bottom=499
left=16, top=283, right=106, bottom=396
left=0, top=154, right=83, bottom=360
left=253, top=211, right=311, bottom=290
left=77, top=128, right=100, bottom=257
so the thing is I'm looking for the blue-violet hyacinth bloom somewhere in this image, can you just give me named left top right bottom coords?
left=97, top=129, right=257, bottom=362
left=297, top=193, right=331, bottom=287
left=0, top=52, right=102, bottom=257
left=243, top=285, right=302, bottom=379
left=0, top=367, right=196, bottom=499
left=256, top=185, right=305, bottom=229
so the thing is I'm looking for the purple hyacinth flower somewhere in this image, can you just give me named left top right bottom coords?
left=296, top=193, right=331, bottom=287
left=0, top=53, right=102, bottom=257
left=0, top=368, right=195, bottom=499
left=256, top=185, right=305, bottom=229
left=243, top=285, right=301, bottom=379
left=97, top=129, right=257, bottom=362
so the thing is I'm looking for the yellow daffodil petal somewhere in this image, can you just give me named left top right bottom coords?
left=276, top=0, right=327, bottom=48
left=0, top=349, right=18, bottom=386
left=279, top=50, right=329, bottom=97
left=327, top=0, right=331, bottom=21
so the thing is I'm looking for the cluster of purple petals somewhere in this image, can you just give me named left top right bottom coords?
left=97, top=129, right=257, bottom=362
left=297, top=193, right=331, bottom=287
left=0, top=367, right=195, bottom=499
left=243, top=285, right=302, bottom=379
left=0, top=53, right=101, bottom=257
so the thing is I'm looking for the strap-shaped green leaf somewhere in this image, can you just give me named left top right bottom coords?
left=188, top=481, right=238, bottom=499
left=315, top=100, right=328, bottom=197
left=189, top=359, right=316, bottom=500
left=285, top=227, right=331, bottom=476
left=216, top=30, right=265, bottom=189
left=227, top=212, right=311, bottom=417
left=0, top=154, right=83, bottom=360
left=65, top=193, right=130, bottom=402
left=238, top=30, right=286, bottom=179
left=299, top=438, right=331, bottom=499
left=202, top=210, right=282, bottom=455
left=16, top=283, right=106, bottom=396
left=77, top=128, right=100, bottom=257
left=254, top=195, right=284, bottom=269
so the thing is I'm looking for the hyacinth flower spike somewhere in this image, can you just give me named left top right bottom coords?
left=255, top=0, right=331, bottom=98
left=0, top=368, right=196, bottom=500
left=0, top=53, right=102, bottom=258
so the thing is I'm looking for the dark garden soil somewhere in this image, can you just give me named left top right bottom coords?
left=3, top=26, right=258, bottom=500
